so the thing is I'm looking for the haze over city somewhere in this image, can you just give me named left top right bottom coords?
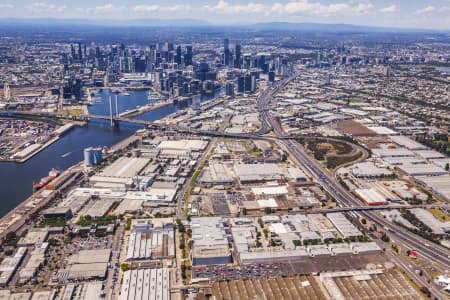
left=0, top=0, right=449, bottom=29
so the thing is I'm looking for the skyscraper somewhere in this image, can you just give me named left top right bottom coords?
left=175, top=46, right=182, bottom=66
left=184, top=45, right=193, bottom=66
left=234, top=44, right=241, bottom=68
left=223, top=38, right=230, bottom=66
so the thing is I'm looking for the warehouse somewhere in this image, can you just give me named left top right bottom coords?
left=0, top=247, right=27, bottom=287
left=389, top=135, right=428, bottom=150
left=17, top=228, right=49, bottom=246
left=89, top=175, right=133, bottom=189
left=77, top=282, right=103, bottom=300
left=42, top=207, right=73, bottom=220
left=350, top=242, right=381, bottom=254
left=350, top=162, right=393, bottom=178
left=252, top=186, right=288, bottom=197
left=372, top=148, right=415, bottom=158
left=326, top=213, right=363, bottom=239
left=366, top=126, right=397, bottom=135
left=67, top=263, right=108, bottom=281
left=125, top=188, right=178, bottom=203
left=82, top=198, right=117, bottom=218
left=414, top=150, right=446, bottom=160
left=354, top=188, right=388, bottom=206
left=199, top=162, right=234, bottom=186
left=191, top=217, right=231, bottom=265
left=68, top=249, right=111, bottom=265
left=287, top=167, right=308, bottom=181
left=114, top=199, right=144, bottom=215
left=234, top=163, right=283, bottom=183
left=396, top=163, right=447, bottom=176
left=65, top=249, right=111, bottom=281
left=320, top=269, right=421, bottom=300
left=119, top=268, right=170, bottom=300
left=157, top=139, right=208, bottom=151
left=409, top=208, right=449, bottom=234
left=99, top=157, right=150, bottom=178
left=416, top=175, right=450, bottom=201
left=125, top=229, right=175, bottom=260
left=56, top=192, right=91, bottom=214
left=328, top=243, right=353, bottom=256
left=12, top=143, right=42, bottom=160
left=307, top=245, right=331, bottom=258
left=239, top=248, right=309, bottom=264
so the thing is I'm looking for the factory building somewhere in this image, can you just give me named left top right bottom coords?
left=191, top=217, right=232, bottom=265
left=119, top=268, right=170, bottom=300
left=326, top=213, right=363, bottom=239
left=0, top=247, right=27, bottom=287
left=354, top=188, right=388, bottom=206
left=125, top=219, right=175, bottom=261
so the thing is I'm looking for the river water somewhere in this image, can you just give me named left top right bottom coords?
left=0, top=89, right=198, bottom=217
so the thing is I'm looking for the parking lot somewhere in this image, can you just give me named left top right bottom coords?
left=192, top=254, right=387, bottom=281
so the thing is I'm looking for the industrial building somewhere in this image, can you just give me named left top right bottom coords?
left=0, top=247, right=27, bottom=287
left=199, top=162, right=234, bottom=186
left=320, top=269, right=421, bottom=300
left=372, top=148, right=415, bottom=158
left=389, top=135, right=428, bottom=150
left=416, top=175, right=450, bottom=201
left=18, top=243, right=48, bottom=283
left=287, top=167, right=308, bottom=181
left=191, top=217, right=232, bottom=265
left=98, top=157, right=150, bottom=178
left=233, top=163, right=283, bottom=183
left=326, top=213, right=363, bottom=239
left=125, top=219, right=175, bottom=261
left=157, top=139, right=208, bottom=152
left=354, top=188, right=388, bottom=206
left=119, top=268, right=170, bottom=300
left=64, top=249, right=111, bottom=281
left=409, top=208, right=450, bottom=234
left=350, top=162, right=393, bottom=178
left=42, top=206, right=73, bottom=220
left=17, top=228, right=49, bottom=246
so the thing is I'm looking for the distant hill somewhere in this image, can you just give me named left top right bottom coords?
left=0, top=18, right=442, bottom=33
left=246, top=22, right=434, bottom=33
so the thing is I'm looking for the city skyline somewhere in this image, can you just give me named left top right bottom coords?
left=0, top=0, right=450, bottom=30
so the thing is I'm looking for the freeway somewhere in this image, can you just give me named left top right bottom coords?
left=284, top=139, right=450, bottom=266
left=257, top=75, right=449, bottom=269
left=259, top=75, right=449, bottom=298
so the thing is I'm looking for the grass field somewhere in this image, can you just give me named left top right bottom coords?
left=428, top=208, right=449, bottom=221
left=60, top=108, right=82, bottom=116
left=349, top=98, right=363, bottom=103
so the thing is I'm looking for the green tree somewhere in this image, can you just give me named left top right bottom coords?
left=120, top=263, right=130, bottom=272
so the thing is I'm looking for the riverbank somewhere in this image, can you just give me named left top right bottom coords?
left=0, top=163, right=83, bottom=239
left=119, top=97, right=191, bottom=118
left=10, top=123, right=76, bottom=163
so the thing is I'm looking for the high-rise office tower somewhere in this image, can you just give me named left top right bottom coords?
left=184, top=45, right=193, bottom=66
left=78, top=43, right=83, bottom=60
left=176, top=46, right=182, bottom=66
left=223, top=38, right=230, bottom=66
left=234, top=44, right=241, bottom=68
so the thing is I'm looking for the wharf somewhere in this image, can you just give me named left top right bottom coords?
left=12, top=123, right=76, bottom=163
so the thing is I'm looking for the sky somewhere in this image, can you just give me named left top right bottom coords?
left=0, top=0, right=449, bottom=29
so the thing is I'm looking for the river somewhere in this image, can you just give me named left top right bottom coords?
left=0, top=89, right=201, bottom=217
